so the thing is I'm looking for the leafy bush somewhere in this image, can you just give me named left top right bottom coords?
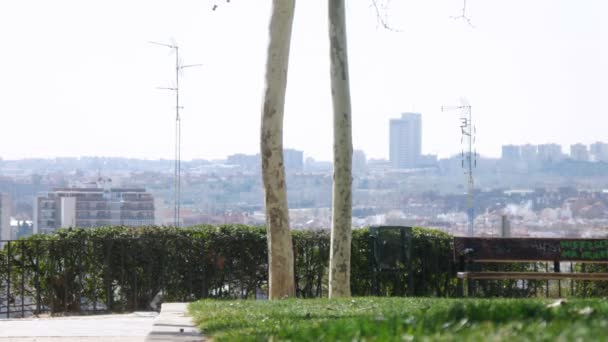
left=0, top=225, right=455, bottom=315
left=571, top=263, right=608, bottom=297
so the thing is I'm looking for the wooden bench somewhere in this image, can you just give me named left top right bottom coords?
left=454, top=237, right=608, bottom=296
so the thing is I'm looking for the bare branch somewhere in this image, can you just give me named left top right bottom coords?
left=450, top=0, right=475, bottom=28
left=212, top=0, right=231, bottom=11
left=370, top=0, right=402, bottom=32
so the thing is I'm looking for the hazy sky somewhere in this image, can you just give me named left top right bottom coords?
left=1, top=1, right=606, bottom=161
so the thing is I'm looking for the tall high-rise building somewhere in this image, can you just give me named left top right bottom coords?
left=590, top=142, right=608, bottom=162
left=34, top=184, right=155, bottom=234
left=570, top=143, right=589, bottom=162
left=0, top=193, right=11, bottom=241
left=353, top=149, right=367, bottom=173
left=501, top=145, right=521, bottom=161
left=538, top=143, right=563, bottom=163
left=283, top=149, right=304, bottom=172
left=521, top=144, right=538, bottom=163
left=389, top=112, right=422, bottom=169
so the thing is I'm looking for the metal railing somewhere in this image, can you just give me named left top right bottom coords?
left=0, top=237, right=269, bottom=318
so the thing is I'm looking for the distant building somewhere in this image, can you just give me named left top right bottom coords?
left=304, top=158, right=332, bottom=173
left=367, top=158, right=391, bottom=173
left=353, top=150, right=367, bottom=173
left=226, top=153, right=260, bottom=172
left=590, top=142, right=608, bottom=162
left=226, top=149, right=302, bottom=173
left=520, top=144, right=538, bottom=163
left=389, top=112, right=422, bottom=169
left=0, top=193, right=11, bottom=242
left=570, top=143, right=589, bottom=162
left=283, top=149, right=304, bottom=172
left=537, top=143, right=563, bottom=163
left=501, top=145, right=521, bottom=161
left=34, top=183, right=155, bottom=234
left=418, top=154, right=438, bottom=167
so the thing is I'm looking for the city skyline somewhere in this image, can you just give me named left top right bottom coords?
left=1, top=1, right=607, bottom=161
left=3, top=139, right=608, bottom=163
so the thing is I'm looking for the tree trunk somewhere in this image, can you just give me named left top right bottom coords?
left=328, top=0, right=353, bottom=298
left=260, top=0, right=296, bottom=300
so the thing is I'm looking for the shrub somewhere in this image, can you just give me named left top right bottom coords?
left=0, top=225, right=454, bottom=315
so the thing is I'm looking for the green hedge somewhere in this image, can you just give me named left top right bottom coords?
left=571, top=263, right=608, bottom=297
left=0, top=225, right=455, bottom=314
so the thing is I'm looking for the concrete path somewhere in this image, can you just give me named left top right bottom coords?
left=145, top=303, right=204, bottom=342
left=0, top=303, right=203, bottom=342
left=0, top=312, right=158, bottom=341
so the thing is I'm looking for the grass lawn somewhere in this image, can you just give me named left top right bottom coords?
left=189, top=297, right=608, bottom=341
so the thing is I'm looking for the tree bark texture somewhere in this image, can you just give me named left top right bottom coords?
left=328, top=0, right=353, bottom=298
left=260, top=0, right=296, bottom=300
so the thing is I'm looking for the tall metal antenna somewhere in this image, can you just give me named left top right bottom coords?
left=150, top=40, right=202, bottom=227
left=442, top=99, right=476, bottom=236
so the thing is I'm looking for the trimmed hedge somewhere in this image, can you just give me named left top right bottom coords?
left=0, top=225, right=456, bottom=314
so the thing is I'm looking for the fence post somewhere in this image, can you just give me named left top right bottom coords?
left=7, top=241, right=11, bottom=318
left=120, top=240, right=125, bottom=311
left=105, top=239, right=113, bottom=311
left=35, top=241, right=40, bottom=315
left=92, top=239, right=97, bottom=312
left=132, top=264, right=137, bottom=312
left=243, top=237, right=248, bottom=299
left=202, top=239, right=207, bottom=298
left=159, top=238, right=165, bottom=303
left=404, top=229, right=414, bottom=296
left=77, top=238, right=83, bottom=313
left=368, top=231, right=377, bottom=296
left=63, top=241, right=67, bottom=313
left=21, top=241, right=25, bottom=317
left=188, top=238, right=193, bottom=301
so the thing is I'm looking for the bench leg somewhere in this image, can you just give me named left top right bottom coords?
left=469, top=279, right=477, bottom=297
left=457, top=278, right=464, bottom=297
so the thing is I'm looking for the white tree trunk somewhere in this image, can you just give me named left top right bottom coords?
left=328, top=0, right=353, bottom=298
left=260, top=0, right=296, bottom=300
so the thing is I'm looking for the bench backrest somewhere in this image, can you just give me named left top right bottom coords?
left=454, top=237, right=608, bottom=263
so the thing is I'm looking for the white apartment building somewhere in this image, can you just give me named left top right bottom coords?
left=570, top=143, right=590, bottom=162
left=538, top=143, right=564, bottom=163
left=34, top=185, right=156, bottom=234
left=521, top=144, right=538, bottom=163
left=283, top=149, right=304, bottom=172
left=590, top=142, right=608, bottom=162
left=389, top=113, right=422, bottom=169
left=501, top=145, right=522, bottom=161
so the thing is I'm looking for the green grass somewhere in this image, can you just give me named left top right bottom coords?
left=189, top=297, right=608, bottom=341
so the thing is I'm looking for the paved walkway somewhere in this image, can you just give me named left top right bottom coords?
left=0, top=303, right=203, bottom=342
left=145, top=303, right=203, bottom=342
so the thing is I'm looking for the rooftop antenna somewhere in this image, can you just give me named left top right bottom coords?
left=442, top=98, right=476, bottom=236
left=150, top=40, right=202, bottom=227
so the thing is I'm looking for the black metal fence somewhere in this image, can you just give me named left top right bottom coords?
left=0, top=225, right=459, bottom=318
left=0, top=236, right=269, bottom=318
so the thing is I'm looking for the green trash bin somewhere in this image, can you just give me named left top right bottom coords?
left=369, top=226, right=414, bottom=296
